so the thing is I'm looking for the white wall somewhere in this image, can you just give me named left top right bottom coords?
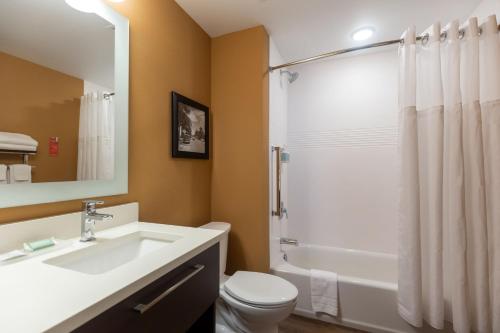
left=469, top=0, right=500, bottom=20
left=84, top=80, right=112, bottom=95
left=269, top=38, right=289, bottom=267
left=286, top=47, right=399, bottom=254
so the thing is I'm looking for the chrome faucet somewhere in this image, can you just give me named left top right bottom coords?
left=280, top=237, right=299, bottom=246
left=80, top=200, right=114, bottom=242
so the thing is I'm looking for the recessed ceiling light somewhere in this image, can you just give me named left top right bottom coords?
left=352, top=27, right=375, bottom=41
left=65, top=0, right=100, bottom=13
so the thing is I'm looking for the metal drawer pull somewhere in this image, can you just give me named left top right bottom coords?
left=133, top=264, right=205, bottom=314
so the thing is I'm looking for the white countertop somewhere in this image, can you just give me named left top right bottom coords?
left=0, top=222, right=223, bottom=333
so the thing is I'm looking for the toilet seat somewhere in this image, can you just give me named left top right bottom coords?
left=223, top=271, right=298, bottom=308
left=218, top=288, right=297, bottom=332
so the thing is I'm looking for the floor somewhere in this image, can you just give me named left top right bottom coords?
left=279, top=315, right=364, bottom=333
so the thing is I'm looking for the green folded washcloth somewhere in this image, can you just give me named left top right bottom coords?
left=23, top=237, right=56, bottom=252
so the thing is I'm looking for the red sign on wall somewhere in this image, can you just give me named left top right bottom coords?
left=49, top=137, right=59, bottom=157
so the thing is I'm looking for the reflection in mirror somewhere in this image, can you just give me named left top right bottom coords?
left=0, top=0, right=115, bottom=184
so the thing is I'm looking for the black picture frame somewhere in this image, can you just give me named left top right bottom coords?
left=171, top=91, right=209, bottom=159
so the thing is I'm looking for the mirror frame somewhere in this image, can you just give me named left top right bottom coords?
left=0, top=2, right=129, bottom=208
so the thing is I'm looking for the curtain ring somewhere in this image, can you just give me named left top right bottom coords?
left=478, top=27, right=483, bottom=36
left=440, top=31, right=447, bottom=42
left=421, top=33, right=429, bottom=45
left=458, top=29, right=465, bottom=40
left=399, top=38, right=405, bottom=46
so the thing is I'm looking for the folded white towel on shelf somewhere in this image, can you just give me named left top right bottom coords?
left=0, top=132, right=38, bottom=148
left=0, top=164, right=7, bottom=184
left=8, top=164, right=32, bottom=183
left=310, top=269, right=338, bottom=316
left=0, top=143, right=37, bottom=152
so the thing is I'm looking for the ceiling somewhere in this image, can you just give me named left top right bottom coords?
left=175, top=0, right=482, bottom=62
left=0, top=0, right=114, bottom=89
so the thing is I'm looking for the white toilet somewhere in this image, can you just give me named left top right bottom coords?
left=200, top=222, right=298, bottom=333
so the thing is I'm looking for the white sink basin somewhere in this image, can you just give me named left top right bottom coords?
left=44, top=231, right=182, bottom=275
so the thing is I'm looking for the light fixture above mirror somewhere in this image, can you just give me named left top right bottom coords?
left=65, top=0, right=125, bottom=14
left=64, top=0, right=101, bottom=13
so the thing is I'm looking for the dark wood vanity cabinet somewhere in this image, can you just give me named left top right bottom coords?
left=73, top=244, right=220, bottom=333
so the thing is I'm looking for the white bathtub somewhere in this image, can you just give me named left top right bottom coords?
left=272, top=244, right=442, bottom=333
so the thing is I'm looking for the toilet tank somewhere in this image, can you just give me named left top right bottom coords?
left=199, top=222, right=230, bottom=277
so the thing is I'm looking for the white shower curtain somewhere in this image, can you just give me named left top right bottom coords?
left=77, top=92, right=115, bottom=181
left=398, top=15, right=499, bottom=333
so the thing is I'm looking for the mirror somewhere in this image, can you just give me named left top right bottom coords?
left=0, top=0, right=129, bottom=207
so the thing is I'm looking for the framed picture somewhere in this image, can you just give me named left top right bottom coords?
left=171, top=92, right=209, bottom=159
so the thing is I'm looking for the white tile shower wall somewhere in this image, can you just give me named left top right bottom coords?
left=269, top=38, right=289, bottom=267
left=287, top=47, right=399, bottom=254
left=84, top=80, right=112, bottom=95
left=469, top=0, right=500, bottom=20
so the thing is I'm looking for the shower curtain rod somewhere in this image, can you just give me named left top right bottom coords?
left=269, top=24, right=500, bottom=72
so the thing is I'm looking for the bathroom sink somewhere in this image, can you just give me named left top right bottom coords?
left=44, top=231, right=182, bottom=275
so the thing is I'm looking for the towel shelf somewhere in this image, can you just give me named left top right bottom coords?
left=0, top=149, right=37, bottom=165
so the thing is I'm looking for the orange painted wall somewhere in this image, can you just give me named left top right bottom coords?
left=211, top=26, right=270, bottom=273
left=0, top=51, right=82, bottom=183
left=0, top=0, right=211, bottom=226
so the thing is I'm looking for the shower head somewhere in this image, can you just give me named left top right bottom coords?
left=280, top=69, right=299, bottom=83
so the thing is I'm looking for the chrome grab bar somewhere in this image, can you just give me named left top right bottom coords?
left=272, top=146, right=283, bottom=218
left=280, top=237, right=299, bottom=246
left=133, top=264, right=205, bottom=314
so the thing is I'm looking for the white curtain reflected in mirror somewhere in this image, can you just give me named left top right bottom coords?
left=77, top=92, right=115, bottom=181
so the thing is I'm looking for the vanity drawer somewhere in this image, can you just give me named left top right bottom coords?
left=73, top=243, right=219, bottom=333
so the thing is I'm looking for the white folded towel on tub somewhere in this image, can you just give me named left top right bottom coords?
left=310, top=269, right=338, bottom=316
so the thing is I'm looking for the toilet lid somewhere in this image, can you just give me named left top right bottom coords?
left=224, top=271, right=298, bottom=307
